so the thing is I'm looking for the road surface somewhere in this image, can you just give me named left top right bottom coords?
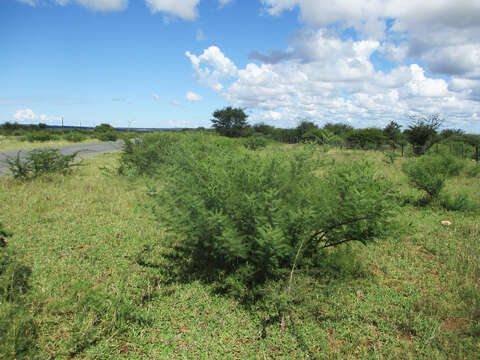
left=0, top=141, right=124, bottom=176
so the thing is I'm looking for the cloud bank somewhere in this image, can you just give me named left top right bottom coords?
left=187, top=39, right=480, bottom=129
left=17, top=0, right=231, bottom=18
left=13, top=109, right=60, bottom=123
left=183, top=1, right=480, bottom=130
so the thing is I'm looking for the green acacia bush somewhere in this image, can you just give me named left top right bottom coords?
left=25, top=131, right=53, bottom=142
left=243, top=136, right=268, bottom=150
left=119, top=132, right=237, bottom=176
left=441, top=193, right=478, bottom=212
left=118, top=133, right=181, bottom=176
left=402, top=152, right=464, bottom=201
left=93, top=123, right=118, bottom=141
left=63, top=131, right=87, bottom=142
left=131, top=133, right=398, bottom=298
left=7, top=149, right=78, bottom=179
left=96, top=131, right=118, bottom=141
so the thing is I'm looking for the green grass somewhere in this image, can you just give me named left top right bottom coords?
left=0, top=136, right=100, bottom=151
left=0, top=148, right=479, bottom=358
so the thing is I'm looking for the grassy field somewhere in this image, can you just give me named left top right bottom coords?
left=0, top=136, right=101, bottom=151
left=1, top=147, right=479, bottom=358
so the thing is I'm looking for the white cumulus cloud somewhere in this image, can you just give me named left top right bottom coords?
left=13, top=109, right=38, bottom=121
left=185, top=91, right=203, bottom=101
left=186, top=46, right=238, bottom=91
left=145, top=0, right=199, bottom=20
left=17, top=0, right=128, bottom=11
left=261, top=0, right=480, bottom=82
left=13, top=109, right=60, bottom=123
left=152, top=93, right=160, bottom=100
left=187, top=33, right=480, bottom=130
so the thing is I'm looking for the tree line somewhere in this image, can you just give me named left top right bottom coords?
left=210, top=107, right=480, bottom=155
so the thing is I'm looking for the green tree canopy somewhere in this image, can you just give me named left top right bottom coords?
left=94, top=123, right=115, bottom=133
left=211, top=107, right=251, bottom=138
left=346, top=128, right=387, bottom=148
left=404, top=114, right=442, bottom=155
left=295, top=120, right=318, bottom=138
left=323, top=123, right=354, bottom=139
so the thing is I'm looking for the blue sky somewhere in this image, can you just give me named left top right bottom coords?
left=2, top=0, right=480, bottom=131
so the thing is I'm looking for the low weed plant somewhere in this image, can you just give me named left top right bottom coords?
left=7, top=148, right=78, bottom=179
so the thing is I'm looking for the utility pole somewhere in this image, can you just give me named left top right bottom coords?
left=127, top=119, right=134, bottom=131
left=61, top=117, right=64, bottom=128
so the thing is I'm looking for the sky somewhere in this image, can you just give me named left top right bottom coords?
left=1, top=0, right=480, bottom=132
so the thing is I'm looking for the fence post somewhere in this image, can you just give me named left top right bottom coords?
left=436, top=144, right=439, bottom=153
left=401, top=144, right=404, bottom=157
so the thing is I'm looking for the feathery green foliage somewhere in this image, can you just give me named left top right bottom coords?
left=402, top=152, right=463, bottom=200
left=243, top=135, right=268, bottom=150
left=63, top=131, right=87, bottom=142
left=123, top=133, right=398, bottom=298
left=7, top=148, right=78, bottom=179
left=211, top=107, right=251, bottom=138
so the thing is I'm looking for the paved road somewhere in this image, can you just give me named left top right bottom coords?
left=0, top=141, right=124, bottom=176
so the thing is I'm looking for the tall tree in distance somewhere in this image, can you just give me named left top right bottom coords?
left=383, top=121, right=402, bottom=147
left=211, top=107, right=251, bottom=138
left=404, top=114, right=443, bottom=155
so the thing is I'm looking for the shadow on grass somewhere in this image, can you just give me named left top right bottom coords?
left=0, top=241, right=37, bottom=358
left=135, top=238, right=372, bottom=334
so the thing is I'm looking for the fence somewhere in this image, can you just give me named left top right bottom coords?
left=277, top=137, right=479, bottom=163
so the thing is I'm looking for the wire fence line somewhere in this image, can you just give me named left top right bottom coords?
left=276, top=137, right=480, bottom=162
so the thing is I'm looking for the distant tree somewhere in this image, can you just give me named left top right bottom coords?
left=404, top=114, right=443, bottom=155
left=94, top=123, right=115, bottom=133
left=383, top=121, right=402, bottom=146
left=440, top=128, right=465, bottom=141
left=463, top=134, right=480, bottom=146
left=38, top=123, right=47, bottom=129
left=253, top=123, right=277, bottom=137
left=94, top=123, right=117, bottom=141
left=274, top=128, right=298, bottom=143
left=211, top=107, right=251, bottom=138
left=323, top=123, right=354, bottom=139
left=1, top=122, right=21, bottom=132
left=346, top=128, right=387, bottom=149
left=301, top=128, right=335, bottom=145
left=295, top=120, right=318, bottom=138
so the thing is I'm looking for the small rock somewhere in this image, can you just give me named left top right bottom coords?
left=441, top=220, right=452, bottom=226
